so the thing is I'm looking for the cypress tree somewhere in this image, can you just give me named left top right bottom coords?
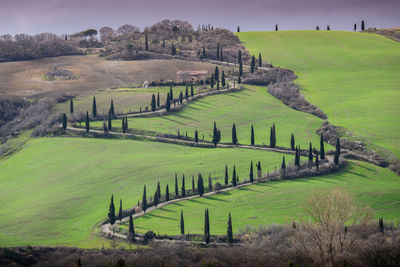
left=108, top=195, right=116, bottom=225
left=315, top=152, right=319, bottom=170
left=180, top=210, right=185, bottom=235
left=208, top=174, right=212, bottom=192
left=179, top=91, right=183, bottom=104
left=256, top=161, right=262, bottom=179
left=221, top=71, right=225, bottom=87
left=108, top=111, right=112, bottom=130
left=295, top=146, right=300, bottom=167
left=316, top=26, right=320, bottom=30
left=92, top=96, right=97, bottom=117
left=157, top=92, right=160, bottom=107
left=85, top=111, right=90, bottom=133
left=227, top=212, right=233, bottom=244
left=220, top=48, right=223, bottom=61
left=154, top=189, right=159, bottom=206
left=110, top=99, right=115, bottom=116
left=166, top=184, right=169, bottom=201
left=210, top=74, right=214, bottom=88
left=204, top=209, right=210, bottom=244
left=118, top=199, right=123, bottom=221
left=145, top=33, right=149, bottom=51
left=70, top=98, right=74, bottom=113
left=251, top=124, right=255, bottom=145
left=181, top=174, right=186, bottom=197
left=195, top=130, right=199, bottom=143
left=239, top=61, right=243, bottom=77
left=232, top=123, right=237, bottom=144
left=361, top=20, right=365, bottom=31
left=237, top=26, right=240, bottom=32
left=217, top=80, right=220, bottom=90
left=275, top=24, right=278, bottom=31
left=213, top=121, right=219, bottom=145
left=192, top=176, right=195, bottom=194
left=171, top=43, right=176, bottom=55
left=250, top=55, right=256, bottom=74
left=214, top=66, right=219, bottom=81
left=151, top=94, right=156, bottom=112
left=334, top=137, right=341, bottom=165
left=156, top=181, right=161, bottom=201
left=198, top=174, right=204, bottom=196
left=62, top=113, right=67, bottom=130
left=125, top=115, right=128, bottom=132
left=354, top=23, right=357, bottom=32
left=202, top=46, right=206, bottom=59
left=308, top=142, right=313, bottom=164
left=225, top=165, right=229, bottom=185
left=142, top=185, right=147, bottom=212
left=216, top=42, right=220, bottom=59
left=122, top=116, right=126, bottom=133
left=320, top=134, right=325, bottom=160
left=185, top=85, right=189, bottom=99
left=379, top=217, right=384, bottom=233
left=238, top=76, right=241, bottom=84
left=281, top=156, right=286, bottom=169
left=232, top=165, right=237, bottom=187
left=128, top=211, right=135, bottom=242
left=169, top=86, right=174, bottom=101
left=287, top=132, right=293, bottom=151
left=190, top=84, right=194, bottom=97
left=327, top=25, right=331, bottom=31
left=165, top=93, right=171, bottom=112
left=258, top=53, right=262, bottom=67
left=175, top=173, right=179, bottom=196
left=249, top=160, right=254, bottom=183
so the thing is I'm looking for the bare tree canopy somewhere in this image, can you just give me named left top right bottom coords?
left=117, top=24, right=140, bottom=36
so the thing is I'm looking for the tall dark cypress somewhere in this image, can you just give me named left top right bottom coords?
left=225, top=165, right=229, bottom=185
left=361, top=20, right=365, bottom=31
left=237, top=26, right=240, bottom=32
left=308, top=142, right=313, bottom=164
left=238, top=76, right=241, bottom=84
left=118, top=199, right=123, bottom=221
left=221, top=71, right=225, bottom=87
left=166, top=184, right=169, bottom=201
left=227, top=212, right=233, bottom=243
left=250, top=55, right=256, bottom=74
left=281, top=156, right=286, bottom=169
left=110, top=99, right=115, bottom=116
left=125, top=115, right=128, bottom=132
left=334, top=137, right=341, bottom=165
left=195, top=130, right=199, bottom=143
left=185, top=85, right=189, bottom=99
left=165, top=93, right=171, bottom=112
left=175, top=173, right=179, bottom=197
left=181, top=174, right=186, bottom=197
left=295, top=146, right=300, bottom=167
left=315, top=152, right=319, bottom=170
left=156, top=182, right=161, bottom=201
left=204, top=209, right=210, bottom=244
left=202, top=46, right=206, bottom=59
left=108, top=195, right=116, bottom=225
left=258, top=53, right=262, bottom=67
left=122, top=116, right=126, bottom=133
left=128, top=211, right=135, bottom=242
left=210, top=74, right=215, bottom=88
left=180, top=210, right=185, bottom=235
left=216, top=42, right=220, bottom=59
left=220, top=48, right=223, bottom=61
left=157, top=92, right=160, bottom=107
left=239, top=61, right=243, bottom=77
left=171, top=43, right=176, bottom=55
left=62, top=113, right=67, bottom=130
left=214, top=66, right=219, bottom=81
left=232, top=165, right=237, bottom=187
left=290, top=134, right=295, bottom=151
left=169, top=86, right=174, bottom=100
left=275, top=24, right=278, bottom=31
left=179, top=91, right=183, bottom=104
left=142, top=185, right=147, bottom=212
left=85, top=111, right=90, bottom=133
left=190, top=84, right=194, bottom=97
left=249, top=160, right=254, bottom=183
left=151, top=94, right=156, bottom=112
left=213, top=121, right=219, bottom=145
left=232, top=123, right=238, bottom=144
left=192, top=176, right=196, bottom=194
left=145, top=33, right=149, bottom=51
left=108, top=111, right=112, bottom=130
left=92, top=96, right=97, bottom=117
left=320, top=134, right=325, bottom=160
left=354, top=23, right=357, bottom=32
left=198, top=174, right=204, bottom=196
left=272, top=123, right=276, bottom=147
left=251, top=124, right=255, bottom=145
left=270, top=127, right=274, bottom=148
left=70, top=98, right=74, bottom=114
left=208, top=174, right=212, bottom=192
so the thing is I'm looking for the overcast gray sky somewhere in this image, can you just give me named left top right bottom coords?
left=0, top=0, right=399, bottom=35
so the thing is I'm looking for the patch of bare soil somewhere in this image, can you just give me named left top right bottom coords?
left=0, top=55, right=227, bottom=98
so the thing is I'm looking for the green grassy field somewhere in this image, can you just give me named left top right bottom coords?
left=55, top=86, right=204, bottom=115
left=130, top=161, right=400, bottom=235
left=91, top=85, right=330, bottom=150
left=237, top=31, right=400, bottom=159
left=0, top=137, right=291, bottom=247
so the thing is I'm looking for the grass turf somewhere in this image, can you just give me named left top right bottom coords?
left=0, top=137, right=291, bottom=247
left=236, top=31, right=400, bottom=160
left=131, top=161, right=400, bottom=236
left=91, top=85, right=330, bottom=151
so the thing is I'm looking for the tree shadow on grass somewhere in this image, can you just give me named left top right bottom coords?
left=187, top=198, right=216, bottom=206
left=159, top=116, right=186, bottom=126
left=205, top=195, right=229, bottom=202
left=174, top=113, right=200, bottom=122
left=172, top=202, right=189, bottom=207
left=146, top=213, right=177, bottom=221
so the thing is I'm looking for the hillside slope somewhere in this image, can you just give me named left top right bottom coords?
left=237, top=31, right=400, bottom=160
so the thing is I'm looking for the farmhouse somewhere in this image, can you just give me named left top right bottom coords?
left=177, top=70, right=208, bottom=82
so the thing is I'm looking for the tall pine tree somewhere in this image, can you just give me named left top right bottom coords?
left=110, top=99, right=115, bottom=116
left=108, top=110, right=112, bottom=130
left=165, top=93, right=171, bottom=112
left=227, top=212, right=233, bottom=244
left=221, top=71, right=225, bottom=87
left=250, top=55, right=256, bottom=74
left=251, top=124, right=255, bottom=145
left=308, top=142, right=313, bottom=165
left=213, top=121, right=219, bottom=145
left=225, top=165, right=229, bottom=185
left=249, top=160, right=254, bottom=183
left=166, top=184, right=169, bottom=201
left=142, top=185, right=147, bottom=212
left=232, top=165, right=237, bottom=187
left=180, top=210, right=185, bottom=235
left=334, top=137, right=341, bottom=165
left=320, top=134, right=325, bottom=160
left=232, top=123, right=238, bottom=144
left=128, top=211, right=135, bottom=242
left=92, top=96, right=97, bottom=117
left=258, top=53, right=262, bottom=67
left=118, top=199, right=123, bottom=221
left=204, top=208, right=210, bottom=244
left=145, top=33, right=149, bottom=51
left=85, top=111, right=90, bottom=133
left=190, top=84, right=194, bottom=97
left=181, top=174, right=186, bottom=197
left=198, top=174, right=204, bottom=196
left=185, top=85, right=189, bottom=99
left=210, top=74, right=215, bottom=88
left=361, top=20, right=365, bottom=31
left=175, top=173, right=179, bottom=197
left=62, top=113, right=67, bottom=130
left=151, top=94, right=156, bottom=112
left=108, top=195, right=116, bottom=225
left=157, top=92, right=160, bottom=107
left=70, top=98, right=74, bottom=113
left=195, top=130, right=199, bottom=143
left=291, top=134, right=295, bottom=151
